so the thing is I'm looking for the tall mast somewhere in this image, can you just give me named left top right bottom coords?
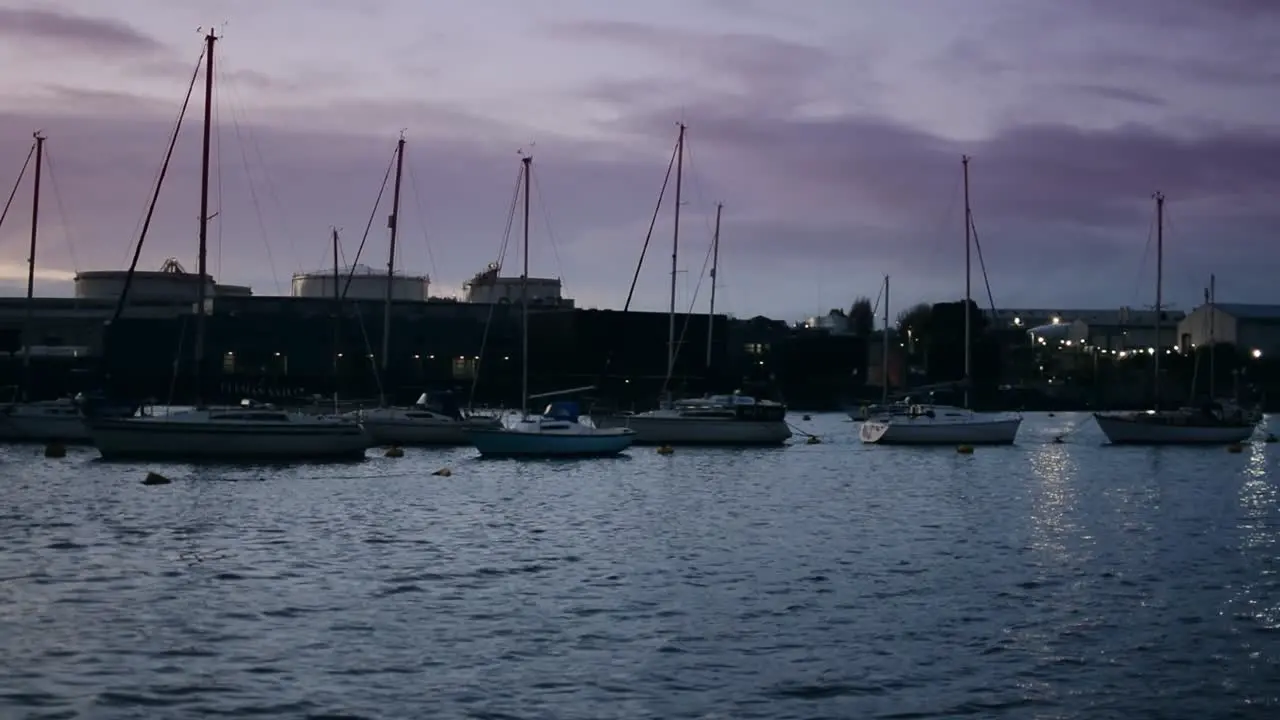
left=1208, top=273, right=1216, bottom=399
left=705, top=201, right=721, bottom=369
left=882, top=274, right=890, bottom=406
left=20, top=132, right=44, bottom=401
left=667, top=123, right=685, bottom=400
left=961, top=155, right=972, bottom=409
left=193, top=29, right=216, bottom=409
left=1153, top=191, right=1164, bottom=409
left=520, top=155, right=532, bottom=417
left=380, top=132, right=405, bottom=404
left=332, top=227, right=341, bottom=412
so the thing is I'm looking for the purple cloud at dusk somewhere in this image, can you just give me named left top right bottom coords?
left=0, top=0, right=1277, bottom=320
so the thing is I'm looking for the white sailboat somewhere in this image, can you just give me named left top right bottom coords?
left=341, top=135, right=503, bottom=445
left=86, top=31, right=370, bottom=462
left=1093, top=195, right=1259, bottom=445
left=466, top=155, right=635, bottom=458
left=861, top=156, right=1021, bottom=446
left=592, top=125, right=791, bottom=446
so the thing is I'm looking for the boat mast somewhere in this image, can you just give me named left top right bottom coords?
left=332, top=227, right=341, bottom=412
left=1153, top=191, right=1164, bottom=409
left=961, top=155, right=972, bottom=409
left=705, top=201, right=721, bottom=369
left=20, top=132, right=44, bottom=401
left=521, top=155, right=532, bottom=417
left=666, top=123, right=685, bottom=403
left=1209, top=273, right=1216, bottom=400
left=380, top=132, right=405, bottom=405
left=193, top=29, right=216, bottom=410
left=882, top=274, right=890, bottom=406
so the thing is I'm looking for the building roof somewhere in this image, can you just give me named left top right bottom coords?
left=1216, top=303, right=1280, bottom=320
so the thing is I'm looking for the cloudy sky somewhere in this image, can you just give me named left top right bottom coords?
left=0, top=0, right=1276, bottom=320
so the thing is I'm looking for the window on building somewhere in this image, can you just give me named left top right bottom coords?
left=222, top=352, right=236, bottom=374
left=744, top=342, right=769, bottom=356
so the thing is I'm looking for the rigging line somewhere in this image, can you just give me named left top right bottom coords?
left=341, top=145, right=397, bottom=301
left=220, top=50, right=301, bottom=276
left=529, top=167, right=567, bottom=293
left=39, top=145, right=81, bottom=272
left=968, top=212, right=998, bottom=316
left=1131, top=206, right=1156, bottom=307
left=108, top=45, right=204, bottom=331
left=214, top=61, right=224, bottom=282
left=0, top=142, right=34, bottom=236
left=469, top=169, right=524, bottom=411
left=623, top=138, right=680, bottom=312
left=596, top=137, right=679, bottom=390
left=494, top=165, right=523, bottom=270
left=403, top=158, right=440, bottom=285
left=220, top=63, right=282, bottom=294
left=338, top=144, right=398, bottom=400
left=336, top=240, right=384, bottom=401
left=669, top=217, right=717, bottom=375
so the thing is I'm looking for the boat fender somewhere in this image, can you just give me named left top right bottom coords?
left=385, top=446, right=405, bottom=458
left=956, top=445, right=974, bottom=454
left=657, top=445, right=674, bottom=455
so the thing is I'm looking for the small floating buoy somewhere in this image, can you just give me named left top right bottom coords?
left=385, top=446, right=404, bottom=458
left=1048, top=412, right=1055, bottom=417
left=1266, top=434, right=1277, bottom=444
left=957, top=445, right=974, bottom=454
left=44, top=442, right=66, bottom=458
left=802, top=414, right=812, bottom=421
left=1227, top=443, right=1244, bottom=454
left=142, top=471, right=171, bottom=485
left=805, top=435, right=821, bottom=445
left=431, top=467, right=452, bottom=477
left=656, top=445, right=674, bottom=455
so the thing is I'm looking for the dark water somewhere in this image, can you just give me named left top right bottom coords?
left=1, top=412, right=1277, bottom=719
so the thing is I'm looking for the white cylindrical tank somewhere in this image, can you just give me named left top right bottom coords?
left=291, top=264, right=428, bottom=301
left=74, top=270, right=215, bottom=301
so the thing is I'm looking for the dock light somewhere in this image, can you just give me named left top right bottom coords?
left=1252, top=348, right=1263, bottom=359
left=1051, top=316, right=1060, bottom=324
left=1147, top=347, right=1155, bottom=355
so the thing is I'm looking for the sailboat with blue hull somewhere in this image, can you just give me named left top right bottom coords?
left=465, top=154, right=634, bottom=459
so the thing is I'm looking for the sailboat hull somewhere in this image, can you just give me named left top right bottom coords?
left=0, top=407, right=92, bottom=443
left=87, top=416, right=371, bottom=462
left=860, top=416, right=1022, bottom=445
left=592, top=413, right=791, bottom=445
left=466, top=426, right=634, bottom=458
left=1093, top=413, right=1257, bottom=445
left=357, top=411, right=505, bottom=446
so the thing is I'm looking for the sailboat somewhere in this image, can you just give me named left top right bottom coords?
left=341, top=134, right=503, bottom=445
left=86, top=30, right=370, bottom=462
left=860, top=156, right=1022, bottom=445
left=591, top=125, right=791, bottom=446
left=466, top=155, right=635, bottom=458
left=1093, top=194, right=1259, bottom=445
left=0, top=133, right=135, bottom=443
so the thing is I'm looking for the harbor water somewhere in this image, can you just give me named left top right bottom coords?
left=1, top=412, right=1277, bottom=718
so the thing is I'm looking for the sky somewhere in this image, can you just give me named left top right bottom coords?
left=0, top=0, right=1277, bottom=321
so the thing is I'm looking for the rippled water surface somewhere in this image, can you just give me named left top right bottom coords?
left=2, top=412, right=1278, bottom=719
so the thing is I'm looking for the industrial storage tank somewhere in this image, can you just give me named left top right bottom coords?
left=462, top=262, right=569, bottom=306
left=74, top=258, right=249, bottom=301
left=291, top=264, right=429, bottom=301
